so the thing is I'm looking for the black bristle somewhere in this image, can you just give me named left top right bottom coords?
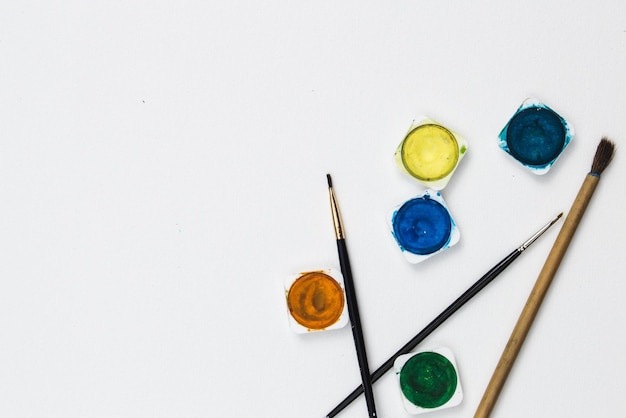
left=590, top=137, right=616, bottom=175
left=327, top=173, right=333, bottom=188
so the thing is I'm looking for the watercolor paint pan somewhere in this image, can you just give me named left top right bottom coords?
left=394, top=116, right=468, bottom=190
left=388, top=190, right=460, bottom=264
left=498, top=98, right=574, bottom=175
left=394, top=347, right=463, bottom=415
left=284, top=268, right=348, bottom=333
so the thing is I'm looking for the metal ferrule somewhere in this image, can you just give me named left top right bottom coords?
left=519, top=212, right=563, bottom=251
left=329, top=187, right=345, bottom=240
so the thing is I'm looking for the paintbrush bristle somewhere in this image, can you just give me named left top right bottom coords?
left=327, top=173, right=333, bottom=188
left=590, top=137, right=616, bottom=175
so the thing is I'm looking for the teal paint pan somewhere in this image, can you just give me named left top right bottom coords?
left=498, top=98, right=574, bottom=174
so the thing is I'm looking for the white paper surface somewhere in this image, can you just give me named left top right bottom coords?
left=1, top=1, right=625, bottom=417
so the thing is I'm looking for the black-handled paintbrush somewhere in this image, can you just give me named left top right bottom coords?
left=327, top=174, right=377, bottom=418
left=325, top=212, right=563, bottom=418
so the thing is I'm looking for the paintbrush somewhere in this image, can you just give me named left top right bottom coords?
left=474, top=138, right=616, bottom=418
left=325, top=212, right=563, bottom=418
left=327, top=174, right=377, bottom=418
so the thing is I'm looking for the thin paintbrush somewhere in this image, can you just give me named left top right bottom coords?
left=326, top=212, right=563, bottom=418
left=474, top=138, right=616, bottom=418
left=327, top=174, right=377, bottom=418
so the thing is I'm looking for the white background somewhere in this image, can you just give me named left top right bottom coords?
left=1, top=1, right=625, bottom=417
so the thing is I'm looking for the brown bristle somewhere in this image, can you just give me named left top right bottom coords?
left=590, top=137, right=616, bottom=175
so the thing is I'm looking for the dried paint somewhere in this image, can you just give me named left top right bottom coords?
left=395, top=117, right=467, bottom=190
left=402, top=124, right=458, bottom=181
left=389, top=190, right=459, bottom=264
left=400, top=352, right=457, bottom=408
left=286, top=271, right=345, bottom=331
left=499, top=98, right=573, bottom=174
left=393, top=197, right=451, bottom=255
left=394, top=348, right=463, bottom=415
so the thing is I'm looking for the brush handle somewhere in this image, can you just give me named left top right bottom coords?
left=337, top=238, right=377, bottom=418
left=474, top=174, right=600, bottom=418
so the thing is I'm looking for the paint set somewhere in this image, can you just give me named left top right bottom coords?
left=389, top=98, right=573, bottom=265
left=385, top=116, right=468, bottom=414
left=283, top=96, right=611, bottom=418
left=389, top=116, right=466, bottom=264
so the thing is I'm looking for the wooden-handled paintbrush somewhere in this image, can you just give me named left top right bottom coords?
left=474, top=137, right=616, bottom=418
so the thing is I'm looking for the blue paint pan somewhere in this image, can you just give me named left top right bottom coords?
left=498, top=98, right=574, bottom=174
left=388, top=190, right=460, bottom=264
